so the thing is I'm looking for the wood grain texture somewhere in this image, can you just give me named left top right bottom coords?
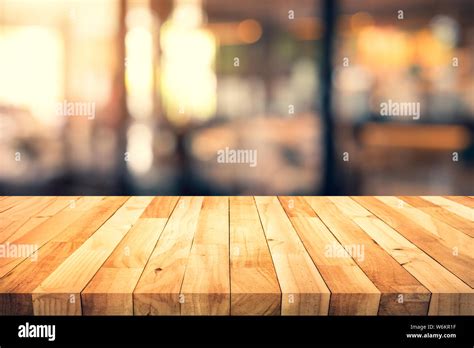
left=338, top=197, right=473, bottom=315
left=399, top=196, right=474, bottom=238
left=421, top=196, right=473, bottom=222
left=133, top=197, right=204, bottom=315
left=32, top=197, right=153, bottom=315
left=82, top=197, right=178, bottom=315
left=180, top=197, right=230, bottom=315
left=229, top=196, right=280, bottom=315
left=0, top=197, right=65, bottom=243
left=0, top=196, right=472, bottom=316
left=444, top=196, right=474, bottom=209
left=355, top=196, right=474, bottom=287
left=140, top=196, right=179, bottom=218
left=306, top=197, right=430, bottom=315
left=255, top=196, right=330, bottom=315
left=279, top=196, right=380, bottom=315
left=0, top=197, right=127, bottom=315
left=0, top=197, right=84, bottom=278
left=0, top=197, right=82, bottom=248
left=0, top=196, right=34, bottom=213
left=81, top=219, right=168, bottom=315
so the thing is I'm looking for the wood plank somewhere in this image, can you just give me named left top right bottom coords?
left=229, top=196, right=281, bottom=315
left=421, top=196, right=473, bottom=222
left=180, top=197, right=230, bottom=315
left=399, top=196, right=474, bottom=238
left=140, top=196, right=178, bottom=218
left=378, top=197, right=473, bottom=256
left=0, top=195, right=471, bottom=316
left=444, top=196, right=474, bottom=209
left=0, top=197, right=81, bottom=244
left=37, top=197, right=81, bottom=216
left=279, top=196, right=381, bottom=315
left=52, top=197, right=127, bottom=244
left=32, top=197, right=153, bottom=315
left=133, top=197, right=204, bottom=315
left=254, top=196, right=330, bottom=315
left=0, top=197, right=128, bottom=315
left=82, top=197, right=179, bottom=315
left=0, top=197, right=59, bottom=242
left=378, top=196, right=473, bottom=281
left=353, top=197, right=474, bottom=288
left=335, top=197, right=473, bottom=315
left=0, top=197, right=82, bottom=244
left=306, top=197, right=430, bottom=315
left=0, top=196, right=31, bottom=212
left=0, top=197, right=85, bottom=278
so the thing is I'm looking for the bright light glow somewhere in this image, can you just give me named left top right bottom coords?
left=160, top=5, right=216, bottom=126
left=126, top=6, right=154, bottom=29
left=0, top=27, right=63, bottom=125
left=414, top=30, right=451, bottom=67
left=357, top=26, right=454, bottom=70
left=172, top=0, right=204, bottom=29
left=126, top=123, right=154, bottom=174
left=125, top=26, right=154, bottom=120
left=358, top=27, right=412, bottom=69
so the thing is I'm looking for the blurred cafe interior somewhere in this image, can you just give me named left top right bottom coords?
left=0, top=0, right=473, bottom=195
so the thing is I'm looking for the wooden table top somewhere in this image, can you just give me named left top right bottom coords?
left=0, top=196, right=472, bottom=316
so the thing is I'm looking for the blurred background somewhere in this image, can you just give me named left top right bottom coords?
left=0, top=0, right=473, bottom=195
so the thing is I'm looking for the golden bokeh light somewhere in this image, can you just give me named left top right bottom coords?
left=350, top=12, right=374, bottom=32
left=237, top=19, right=262, bottom=44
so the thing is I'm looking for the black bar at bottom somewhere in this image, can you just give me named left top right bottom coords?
left=0, top=315, right=472, bottom=346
